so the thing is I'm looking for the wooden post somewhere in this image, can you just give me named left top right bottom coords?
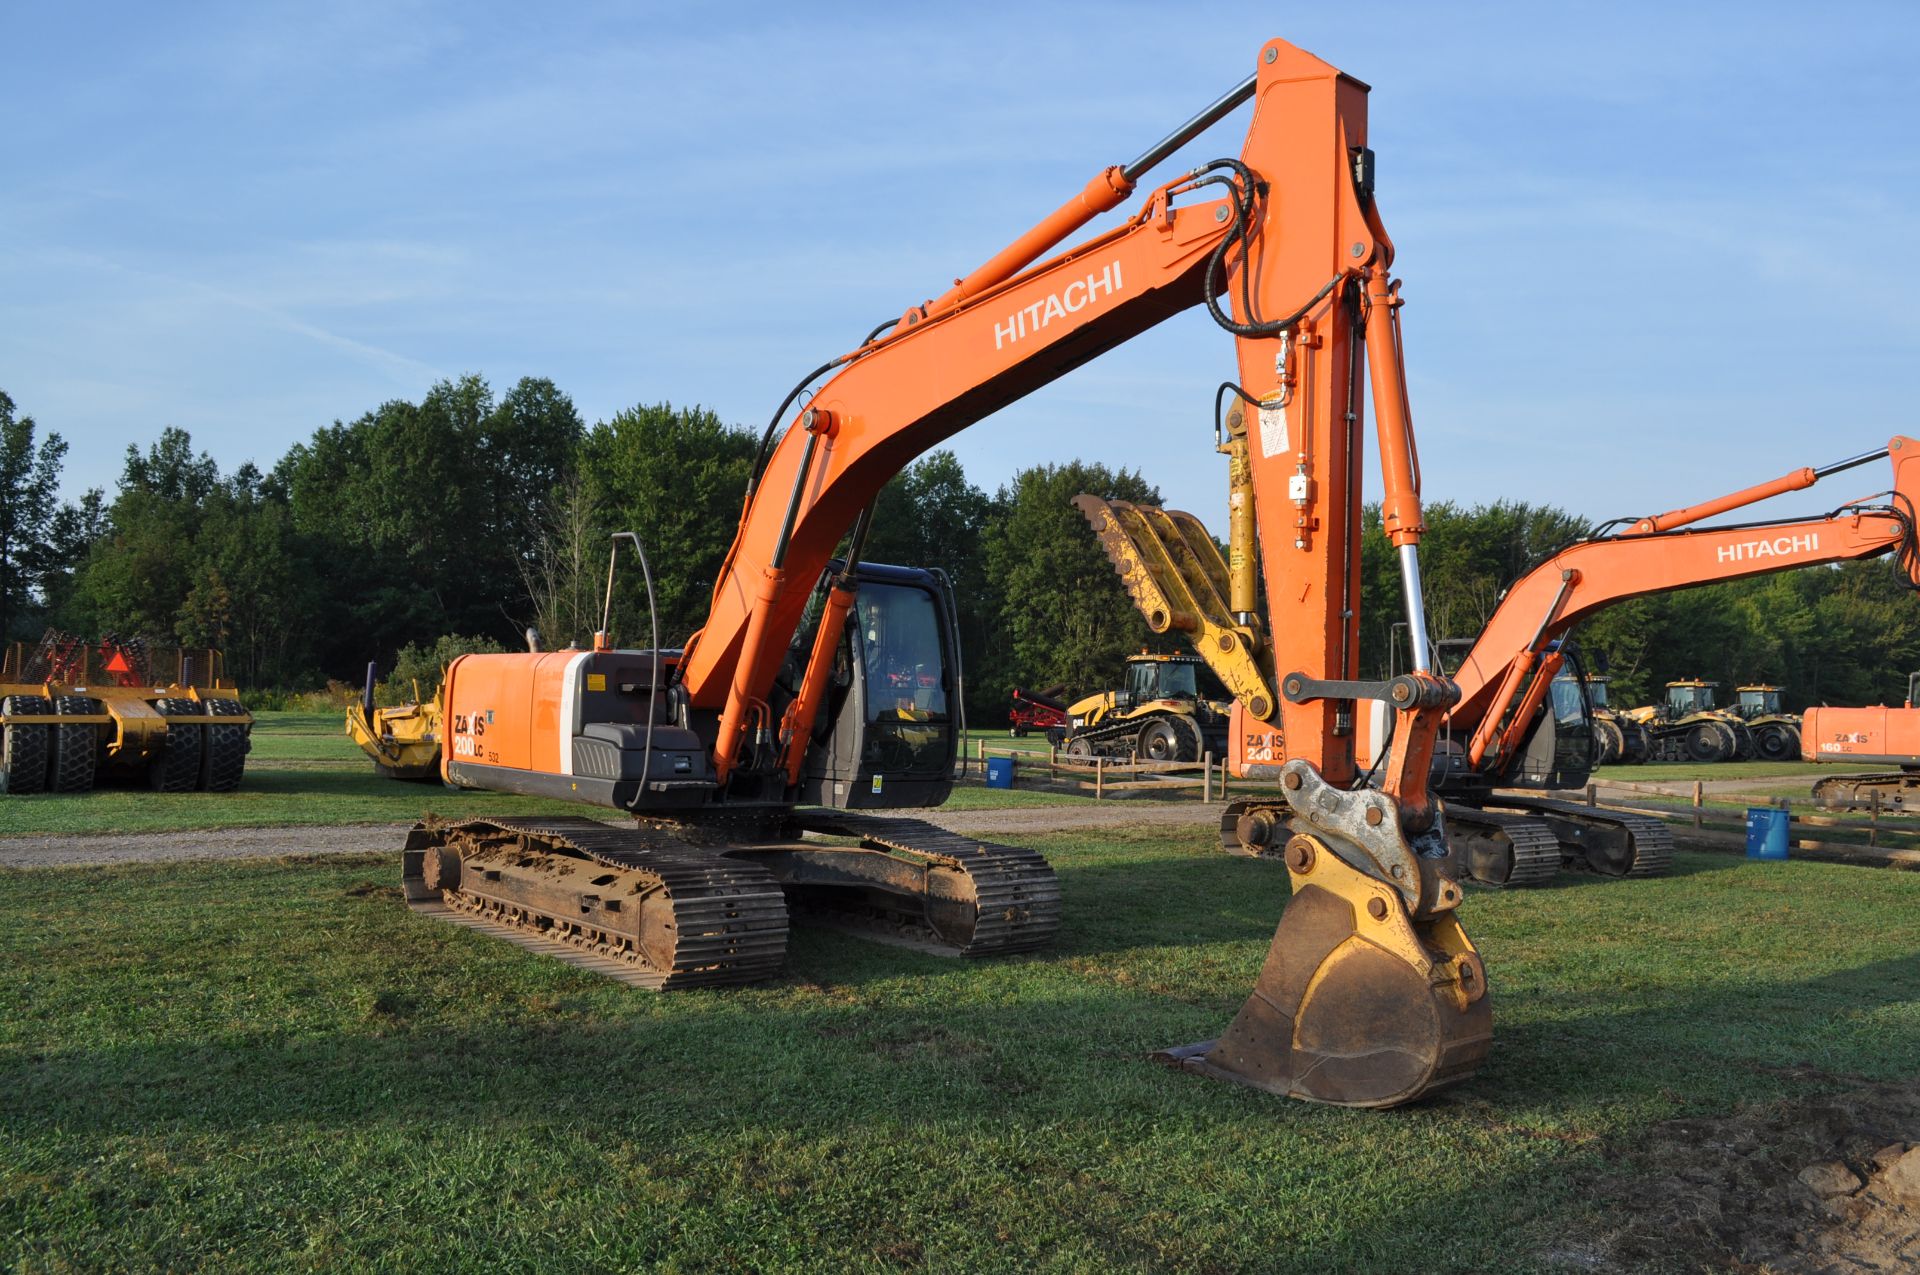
left=1692, top=780, right=1703, bottom=830
left=1095, top=756, right=1105, bottom=800
left=1871, top=789, right=1882, bottom=847
left=1586, top=782, right=1596, bottom=808
left=1203, top=751, right=1213, bottom=802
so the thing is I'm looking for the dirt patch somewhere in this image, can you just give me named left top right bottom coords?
left=1583, top=1072, right=1920, bottom=1273
left=0, top=801, right=1223, bottom=871
left=0, top=823, right=410, bottom=869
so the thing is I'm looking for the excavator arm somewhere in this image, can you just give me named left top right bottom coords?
left=1452, top=439, right=1920, bottom=773
left=668, top=38, right=1486, bottom=1107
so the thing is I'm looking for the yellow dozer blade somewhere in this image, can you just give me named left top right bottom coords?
left=347, top=698, right=443, bottom=781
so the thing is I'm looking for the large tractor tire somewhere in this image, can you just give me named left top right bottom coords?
left=1726, top=721, right=1757, bottom=761
left=1592, top=718, right=1625, bottom=765
left=1010, top=725, right=1028, bottom=738
left=1685, top=722, right=1731, bottom=764
left=1621, top=721, right=1652, bottom=764
left=1137, top=716, right=1197, bottom=763
left=199, top=698, right=250, bottom=792
left=1753, top=722, right=1797, bottom=762
left=148, top=698, right=205, bottom=793
left=1, top=695, right=53, bottom=794
left=49, top=696, right=99, bottom=793
left=1064, top=735, right=1094, bottom=758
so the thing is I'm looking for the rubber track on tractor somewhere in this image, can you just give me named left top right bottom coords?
left=783, top=810, right=1063, bottom=957
left=403, top=816, right=791, bottom=990
left=1063, top=709, right=1199, bottom=760
left=1485, top=794, right=1676, bottom=878
left=1442, top=804, right=1564, bottom=888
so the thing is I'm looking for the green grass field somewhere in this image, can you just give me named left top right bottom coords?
left=5, top=713, right=1919, bottom=1269
left=3, top=828, right=1919, bottom=1271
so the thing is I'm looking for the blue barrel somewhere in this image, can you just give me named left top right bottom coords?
left=1745, top=807, right=1790, bottom=860
left=985, top=757, right=1015, bottom=790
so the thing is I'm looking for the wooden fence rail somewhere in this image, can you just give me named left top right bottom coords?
left=971, top=739, right=1230, bottom=801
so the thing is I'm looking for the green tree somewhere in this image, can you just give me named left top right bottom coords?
left=66, top=428, right=220, bottom=638
left=981, top=461, right=1163, bottom=709
left=280, top=375, right=582, bottom=671
left=0, top=391, right=69, bottom=641
left=579, top=402, right=756, bottom=644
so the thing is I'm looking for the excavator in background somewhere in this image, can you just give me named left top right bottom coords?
left=401, top=37, right=1493, bottom=1109
left=1083, top=428, right=1920, bottom=889
left=1057, top=650, right=1231, bottom=761
left=1805, top=672, right=1920, bottom=810
left=1623, top=679, right=1749, bottom=763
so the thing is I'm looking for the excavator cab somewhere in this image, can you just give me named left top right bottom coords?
left=1503, top=647, right=1597, bottom=789
left=796, top=562, right=961, bottom=810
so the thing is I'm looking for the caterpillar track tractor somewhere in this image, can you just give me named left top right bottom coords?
left=1624, top=680, right=1748, bottom=763
left=400, top=37, right=1502, bottom=1110
left=1730, top=684, right=1803, bottom=761
left=1584, top=675, right=1651, bottom=765
left=0, top=630, right=252, bottom=795
left=1058, top=652, right=1230, bottom=762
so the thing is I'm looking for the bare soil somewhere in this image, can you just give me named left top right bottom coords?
left=1582, top=1070, right=1920, bottom=1273
left=0, top=801, right=1225, bottom=870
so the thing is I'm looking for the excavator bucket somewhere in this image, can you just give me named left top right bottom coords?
left=1155, top=766, right=1492, bottom=1108
left=1073, top=496, right=1277, bottom=719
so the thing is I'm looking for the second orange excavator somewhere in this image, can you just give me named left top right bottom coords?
left=1085, top=424, right=1920, bottom=887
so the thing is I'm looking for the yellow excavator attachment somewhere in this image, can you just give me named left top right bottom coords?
left=347, top=695, right=443, bottom=781
left=1155, top=760, right=1490, bottom=1108
left=1073, top=495, right=1278, bottom=720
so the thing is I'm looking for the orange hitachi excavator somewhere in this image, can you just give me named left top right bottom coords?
left=1085, top=429, right=1920, bottom=888
left=1428, top=439, right=1920, bottom=883
left=402, top=36, right=1488, bottom=1109
left=1805, top=674, right=1920, bottom=810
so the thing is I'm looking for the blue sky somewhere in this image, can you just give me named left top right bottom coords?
left=4, top=2, right=1916, bottom=533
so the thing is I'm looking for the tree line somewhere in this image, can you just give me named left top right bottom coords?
left=3, top=382, right=1916, bottom=717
